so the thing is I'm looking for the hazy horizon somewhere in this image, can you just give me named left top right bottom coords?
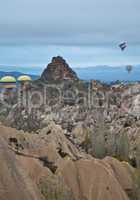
left=0, top=44, right=140, bottom=70
left=0, top=0, right=140, bottom=72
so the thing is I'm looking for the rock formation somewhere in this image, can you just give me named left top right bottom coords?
left=40, top=56, right=78, bottom=81
left=2, top=57, right=140, bottom=199
left=0, top=123, right=138, bottom=200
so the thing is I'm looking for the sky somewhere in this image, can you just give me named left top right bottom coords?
left=0, top=0, right=140, bottom=68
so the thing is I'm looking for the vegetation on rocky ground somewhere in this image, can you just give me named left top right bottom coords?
left=39, top=177, right=74, bottom=200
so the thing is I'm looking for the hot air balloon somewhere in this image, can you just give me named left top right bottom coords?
left=119, top=42, right=127, bottom=51
left=126, top=65, right=133, bottom=73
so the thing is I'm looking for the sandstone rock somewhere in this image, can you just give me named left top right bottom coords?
left=72, top=122, right=90, bottom=145
left=103, top=157, right=134, bottom=192
left=0, top=137, right=42, bottom=200
left=0, top=124, right=137, bottom=200
left=58, top=158, right=133, bottom=200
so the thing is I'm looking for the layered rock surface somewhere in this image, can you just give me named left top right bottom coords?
left=0, top=123, right=136, bottom=200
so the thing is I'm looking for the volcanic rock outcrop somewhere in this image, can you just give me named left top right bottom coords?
left=40, top=56, right=78, bottom=81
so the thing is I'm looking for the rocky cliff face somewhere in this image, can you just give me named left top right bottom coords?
left=40, top=56, right=78, bottom=81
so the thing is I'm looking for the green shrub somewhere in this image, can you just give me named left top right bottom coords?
left=39, top=176, right=74, bottom=200
left=130, top=169, right=140, bottom=200
left=116, top=132, right=130, bottom=162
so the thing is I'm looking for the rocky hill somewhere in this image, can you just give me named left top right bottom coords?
left=1, top=57, right=140, bottom=199
left=40, top=56, right=78, bottom=82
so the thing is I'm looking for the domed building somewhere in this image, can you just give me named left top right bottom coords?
left=17, top=75, right=32, bottom=90
left=0, top=76, right=17, bottom=98
left=0, top=76, right=17, bottom=90
left=17, top=75, right=32, bottom=82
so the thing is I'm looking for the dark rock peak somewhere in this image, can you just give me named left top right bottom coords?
left=40, top=56, right=79, bottom=82
left=52, top=56, right=66, bottom=64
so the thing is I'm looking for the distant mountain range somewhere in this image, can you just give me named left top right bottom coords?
left=0, top=65, right=140, bottom=82
left=0, top=65, right=43, bottom=76
left=75, top=65, right=140, bottom=82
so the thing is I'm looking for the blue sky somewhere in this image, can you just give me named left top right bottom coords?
left=0, top=44, right=139, bottom=69
left=0, top=0, right=140, bottom=68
